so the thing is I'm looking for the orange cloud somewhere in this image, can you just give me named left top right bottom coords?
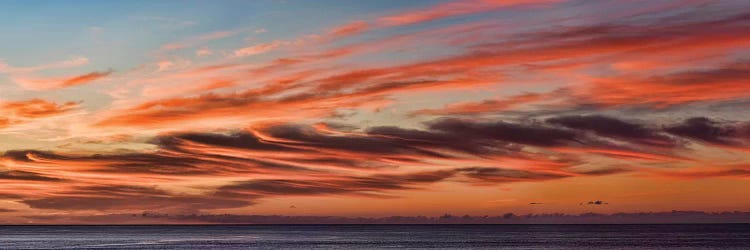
left=61, top=70, right=113, bottom=87
left=1, top=99, right=80, bottom=118
left=15, top=70, right=112, bottom=90
left=580, top=63, right=750, bottom=107
left=0, top=118, right=15, bottom=129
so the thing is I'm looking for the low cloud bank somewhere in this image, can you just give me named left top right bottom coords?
left=22, top=211, right=750, bottom=225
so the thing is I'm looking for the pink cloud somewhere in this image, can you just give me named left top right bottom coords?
left=379, top=0, right=561, bottom=26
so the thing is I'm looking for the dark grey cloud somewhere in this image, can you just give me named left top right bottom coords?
left=547, top=115, right=675, bottom=147
left=156, top=132, right=298, bottom=152
left=665, top=117, right=741, bottom=145
left=573, top=167, right=631, bottom=176
left=366, top=125, right=516, bottom=155
left=22, top=185, right=251, bottom=211
left=428, top=118, right=580, bottom=147
left=264, top=124, right=447, bottom=158
left=0, top=170, right=63, bottom=182
left=583, top=200, right=609, bottom=205
left=457, top=167, right=569, bottom=183
left=216, top=170, right=457, bottom=198
left=3, top=150, right=217, bottom=176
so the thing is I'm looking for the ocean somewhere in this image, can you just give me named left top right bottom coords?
left=0, top=224, right=748, bottom=249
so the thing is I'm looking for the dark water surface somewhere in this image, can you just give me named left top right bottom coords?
left=0, top=224, right=748, bottom=249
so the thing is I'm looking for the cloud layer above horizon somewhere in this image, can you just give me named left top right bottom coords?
left=0, top=0, right=749, bottom=223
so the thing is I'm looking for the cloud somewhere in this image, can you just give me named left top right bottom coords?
left=658, top=167, right=750, bottom=179
left=3, top=150, right=205, bottom=176
left=22, top=185, right=250, bottom=211
left=0, top=56, right=109, bottom=90
left=0, top=118, right=15, bottom=129
left=428, top=118, right=579, bottom=147
left=3, top=113, right=750, bottom=212
left=196, top=48, right=213, bottom=56
left=457, top=167, right=569, bottom=184
left=261, top=124, right=447, bottom=157
left=0, top=56, right=89, bottom=74
left=5, top=1, right=750, bottom=217
left=378, top=0, right=560, bottom=26
left=366, top=126, right=498, bottom=155
left=0, top=170, right=63, bottom=182
left=665, top=117, right=744, bottom=146
left=3, top=144, right=314, bottom=178
left=328, top=20, right=369, bottom=40
left=0, top=99, right=81, bottom=130
left=216, top=169, right=455, bottom=198
left=25, top=211, right=750, bottom=224
left=15, top=70, right=113, bottom=90
left=577, top=61, right=750, bottom=107
left=92, top=11, right=750, bottom=130
left=160, top=29, right=244, bottom=52
left=232, top=41, right=286, bottom=57
left=547, top=115, right=675, bottom=147
left=61, top=70, right=112, bottom=87
left=1, top=99, right=80, bottom=118
left=584, top=200, right=608, bottom=205
left=156, top=132, right=300, bottom=152
left=413, top=92, right=546, bottom=116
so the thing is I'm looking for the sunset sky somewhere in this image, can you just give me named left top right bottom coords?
left=1, top=0, right=749, bottom=224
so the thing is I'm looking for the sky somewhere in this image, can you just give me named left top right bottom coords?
left=0, top=0, right=749, bottom=224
